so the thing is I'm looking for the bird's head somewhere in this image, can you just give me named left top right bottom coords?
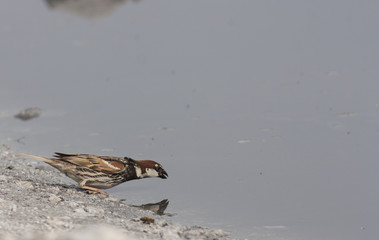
left=137, top=160, right=168, bottom=179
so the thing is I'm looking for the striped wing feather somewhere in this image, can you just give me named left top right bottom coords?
left=54, top=152, right=126, bottom=173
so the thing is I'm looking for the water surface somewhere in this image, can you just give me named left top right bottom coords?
left=1, top=1, right=378, bottom=239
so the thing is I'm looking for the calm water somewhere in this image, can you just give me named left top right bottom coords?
left=1, top=1, right=378, bottom=239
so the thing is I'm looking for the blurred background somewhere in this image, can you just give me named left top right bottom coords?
left=0, top=1, right=378, bottom=239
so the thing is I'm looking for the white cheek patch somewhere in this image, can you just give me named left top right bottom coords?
left=135, top=167, right=142, bottom=178
left=143, top=168, right=159, bottom=178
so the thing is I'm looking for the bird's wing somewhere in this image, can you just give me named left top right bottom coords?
left=54, top=152, right=126, bottom=173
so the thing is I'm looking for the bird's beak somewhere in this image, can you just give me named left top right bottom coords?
left=159, top=168, right=168, bottom=179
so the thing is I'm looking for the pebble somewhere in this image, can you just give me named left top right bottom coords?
left=74, top=207, right=87, bottom=215
left=84, top=206, right=105, bottom=215
left=10, top=204, right=17, bottom=212
left=46, top=217, right=73, bottom=229
left=0, top=175, right=8, bottom=182
left=67, top=201, right=79, bottom=208
left=48, top=194, right=62, bottom=204
left=14, top=107, right=42, bottom=121
left=15, top=180, right=34, bottom=189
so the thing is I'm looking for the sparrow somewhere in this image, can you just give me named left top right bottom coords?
left=18, top=152, right=168, bottom=195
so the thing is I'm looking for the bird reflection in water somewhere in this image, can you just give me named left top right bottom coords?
left=44, top=0, right=142, bottom=19
left=131, top=199, right=170, bottom=215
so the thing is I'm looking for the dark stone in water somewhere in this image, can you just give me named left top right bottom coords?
left=14, top=107, right=42, bottom=121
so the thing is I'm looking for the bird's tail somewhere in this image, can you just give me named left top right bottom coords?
left=17, top=153, right=53, bottom=164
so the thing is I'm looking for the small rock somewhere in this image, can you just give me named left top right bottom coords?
left=48, top=194, right=62, bottom=204
left=84, top=206, right=105, bottom=215
left=10, top=204, right=17, bottom=212
left=67, top=201, right=79, bottom=208
left=0, top=175, right=8, bottom=182
left=107, top=197, right=120, bottom=202
left=140, top=217, right=155, bottom=224
left=47, top=217, right=72, bottom=229
left=15, top=180, right=34, bottom=189
left=49, top=186, right=60, bottom=194
left=74, top=207, right=87, bottom=215
left=14, top=107, right=42, bottom=121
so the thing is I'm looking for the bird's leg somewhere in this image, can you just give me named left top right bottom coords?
left=78, top=180, right=110, bottom=196
left=81, top=186, right=110, bottom=196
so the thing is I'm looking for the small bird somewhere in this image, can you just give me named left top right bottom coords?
left=18, top=152, right=168, bottom=195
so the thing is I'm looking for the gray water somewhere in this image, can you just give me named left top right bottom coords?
left=1, top=1, right=378, bottom=239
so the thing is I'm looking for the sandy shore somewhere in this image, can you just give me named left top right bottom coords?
left=0, top=144, right=236, bottom=240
